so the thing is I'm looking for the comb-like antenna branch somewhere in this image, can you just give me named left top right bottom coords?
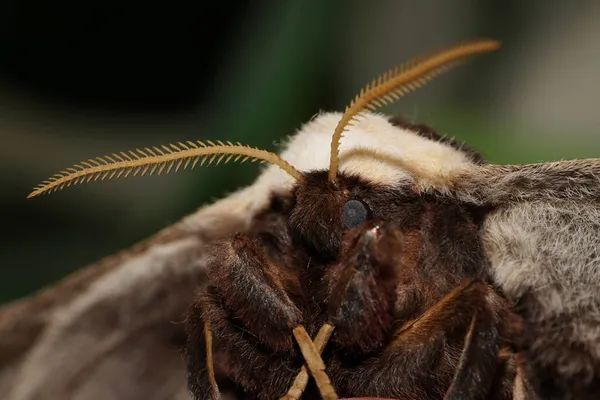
left=328, top=39, right=501, bottom=183
left=27, top=141, right=304, bottom=198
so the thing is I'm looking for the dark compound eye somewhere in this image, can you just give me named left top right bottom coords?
left=342, top=199, right=371, bottom=229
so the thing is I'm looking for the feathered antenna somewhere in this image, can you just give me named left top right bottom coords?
left=27, top=141, right=304, bottom=198
left=328, top=39, right=501, bottom=183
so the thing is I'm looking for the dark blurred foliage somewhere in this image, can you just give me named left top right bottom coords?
left=2, top=1, right=600, bottom=303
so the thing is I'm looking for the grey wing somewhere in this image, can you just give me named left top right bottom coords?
left=0, top=183, right=270, bottom=400
left=483, top=201, right=600, bottom=398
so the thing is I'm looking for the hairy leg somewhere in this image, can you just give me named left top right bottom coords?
left=314, top=222, right=523, bottom=399
left=443, top=284, right=524, bottom=400
left=206, top=234, right=304, bottom=351
left=185, top=233, right=335, bottom=399
left=185, top=300, right=220, bottom=400
left=321, top=224, right=402, bottom=354
left=329, top=280, right=521, bottom=399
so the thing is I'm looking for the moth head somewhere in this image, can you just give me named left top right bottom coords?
left=28, top=39, right=500, bottom=260
left=272, top=39, right=501, bottom=258
left=284, top=114, right=486, bottom=260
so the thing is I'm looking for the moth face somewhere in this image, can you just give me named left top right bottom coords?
left=289, top=171, right=420, bottom=260
left=288, top=168, right=486, bottom=297
left=273, top=112, right=483, bottom=260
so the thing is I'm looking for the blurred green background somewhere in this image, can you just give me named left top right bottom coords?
left=2, top=1, right=600, bottom=304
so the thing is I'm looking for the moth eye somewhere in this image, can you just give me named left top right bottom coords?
left=342, top=199, right=371, bottom=229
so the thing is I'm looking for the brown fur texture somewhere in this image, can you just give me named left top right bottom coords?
left=184, top=170, right=524, bottom=399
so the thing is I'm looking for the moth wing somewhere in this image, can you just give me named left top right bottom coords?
left=0, top=182, right=272, bottom=400
left=447, top=160, right=600, bottom=396
left=444, top=159, right=600, bottom=299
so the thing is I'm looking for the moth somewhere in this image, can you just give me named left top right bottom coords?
left=8, top=38, right=598, bottom=400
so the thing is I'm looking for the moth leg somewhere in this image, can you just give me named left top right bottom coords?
left=184, top=297, right=222, bottom=400
left=214, top=234, right=338, bottom=398
left=187, top=233, right=330, bottom=399
left=206, top=233, right=303, bottom=352
left=443, top=311, right=501, bottom=400
left=203, top=316, right=220, bottom=399
left=478, top=349, right=539, bottom=400
left=416, top=281, right=508, bottom=400
left=282, top=323, right=335, bottom=400
left=338, top=280, right=520, bottom=399
left=291, top=325, right=338, bottom=400
left=512, top=353, right=540, bottom=400
left=322, top=224, right=400, bottom=354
